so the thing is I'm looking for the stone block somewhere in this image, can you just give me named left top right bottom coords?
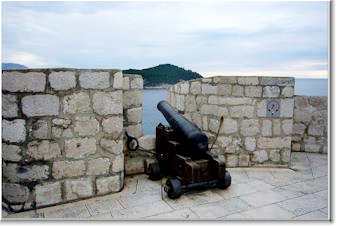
left=79, top=71, right=110, bottom=89
left=2, top=94, right=18, bottom=118
left=217, top=106, right=229, bottom=117
left=309, top=96, right=328, bottom=110
left=100, top=138, right=123, bottom=155
left=216, top=136, right=232, bottom=149
left=308, top=124, right=324, bottom=136
left=112, top=154, right=124, bottom=173
left=185, top=95, right=197, bottom=112
left=220, top=119, right=238, bottom=134
left=22, top=95, right=59, bottom=117
left=74, top=115, right=99, bottom=136
left=52, top=160, right=86, bottom=179
left=261, top=119, right=272, bottom=136
left=269, top=150, right=280, bottom=162
left=190, top=81, right=201, bottom=94
left=63, top=92, right=91, bottom=114
left=2, top=119, right=26, bottom=143
left=93, top=91, right=123, bottom=115
left=229, top=106, right=254, bottom=118
left=263, top=86, right=280, bottom=97
left=102, top=116, right=123, bottom=139
left=65, top=137, right=96, bottom=159
left=295, top=96, right=310, bottom=109
left=226, top=154, right=239, bottom=167
left=252, top=150, right=268, bottom=163
left=202, top=116, right=208, bottom=131
left=35, top=182, right=62, bottom=206
left=180, top=83, right=189, bottom=94
left=237, top=77, right=259, bottom=85
left=245, top=86, right=262, bottom=97
left=65, top=178, right=93, bottom=200
left=191, top=112, right=202, bottom=128
left=260, top=77, right=294, bottom=86
left=202, top=78, right=212, bottom=83
left=282, top=119, right=293, bottom=135
left=280, top=99, right=294, bottom=117
left=174, top=84, right=180, bottom=93
left=232, top=85, right=244, bottom=96
left=202, top=84, right=217, bottom=95
left=239, top=154, right=250, bottom=167
left=257, top=137, right=292, bottom=149
left=217, top=97, right=254, bottom=106
left=3, top=164, right=49, bottom=183
left=209, top=118, right=220, bottom=133
left=245, top=137, right=256, bottom=152
left=27, top=140, right=61, bottom=161
left=218, top=84, right=232, bottom=96
left=281, top=86, right=294, bottom=97
left=292, top=143, right=301, bottom=152
left=196, top=95, right=208, bottom=106
left=113, top=71, right=123, bottom=89
left=52, top=118, right=72, bottom=128
left=30, top=120, right=49, bottom=140
left=200, top=104, right=218, bottom=116
left=293, top=123, right=306, bottom=135
left=127, top=107, right=142, bottom=123
left=175, top=94, right=185, bottom=111
left=87, top=158, right=110, bottom=175
left=304, top=144, right=321, bottom=153
left=49, top=71, right=76, bottom=90
left=280, top=149, right=291, bottom=163
left=52, top=127, right=73, bottom=139
left=294, top=108, right=313, bottom=123
left=273, top=119, right=282, bottom=136
left=126, top=124, right=143, bottom=138
left=2, top=144, right=22, bottom=162
left=139, top=135, right=156, bottom=150
left=96, top=175, right=122, bottom=195
left=240, top=119, right=260, bottom=136
left=123, top=76, right=130, bottom=90
left=256, top=100, right=267, bottom=117
left=130, top=76, right=143, bottom=89
left=2, top=183, right=30, bottom=204
left=123, top=90, right=143, bottom=108
left=213, top=76, right=237, bottom=84
left=2, top=71, right=46, bottom=92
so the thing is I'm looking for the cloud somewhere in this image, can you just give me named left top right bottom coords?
left=2, top=1, right=329, bottom=78
left=4, top=51, right=50, bottom=68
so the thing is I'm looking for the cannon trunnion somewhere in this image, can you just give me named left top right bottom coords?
left=148, top=100, right=231, bottom=199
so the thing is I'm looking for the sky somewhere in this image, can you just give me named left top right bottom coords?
left=2, top=1, right=329, bottom=78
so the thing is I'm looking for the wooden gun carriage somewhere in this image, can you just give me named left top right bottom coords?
left=148, top=100, right=231, bottom=199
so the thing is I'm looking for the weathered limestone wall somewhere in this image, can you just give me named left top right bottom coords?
left=2, top=69, right=125, bottom=211
left=167, top=76, right=295, bottom=167
left=122, top=74, right=156, bottom=175
left=292, top=96, right=328, bottom=153
left=123, top=74, right=144, bottom=139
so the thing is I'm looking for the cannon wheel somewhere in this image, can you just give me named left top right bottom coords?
left=148, top=162, right=161, bottom=181
left=217, top=171, right=231, bottom=189
left=165, top=178, right=182, bottom=199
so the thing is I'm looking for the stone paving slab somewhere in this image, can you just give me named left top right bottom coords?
left=3, top=152, right=329, bottom=221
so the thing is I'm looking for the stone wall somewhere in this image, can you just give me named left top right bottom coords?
left=2, top=69, right=125, bottom=211
left=292, top=96, right=328, bottom=153
left=167, top=76, right=295, bottom=167
left=123, top=74, right=144, bottom=139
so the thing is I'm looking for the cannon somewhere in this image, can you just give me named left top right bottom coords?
left=148, top=100, right=231, bottom=199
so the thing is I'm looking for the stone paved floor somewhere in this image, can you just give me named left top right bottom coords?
left=3, top=152, right=329, bottom=221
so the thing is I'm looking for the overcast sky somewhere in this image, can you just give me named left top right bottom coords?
left=2, top=1, right=329, bottom=78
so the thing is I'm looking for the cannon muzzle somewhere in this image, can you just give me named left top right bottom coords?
left=157, top=100, right=208, bottom=157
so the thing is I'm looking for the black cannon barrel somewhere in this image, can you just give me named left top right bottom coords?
left=157, top=100, right=208, bottom=156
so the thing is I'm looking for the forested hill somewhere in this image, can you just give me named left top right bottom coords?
left=2, top=63, right=28, bottom=70
left=123, top=64, right=202, bottom=87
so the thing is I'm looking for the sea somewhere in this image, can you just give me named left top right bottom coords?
left=142, top=78, right=328, bottom=135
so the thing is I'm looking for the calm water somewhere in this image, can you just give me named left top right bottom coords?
left=142, top=78, right=328, bottom=135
